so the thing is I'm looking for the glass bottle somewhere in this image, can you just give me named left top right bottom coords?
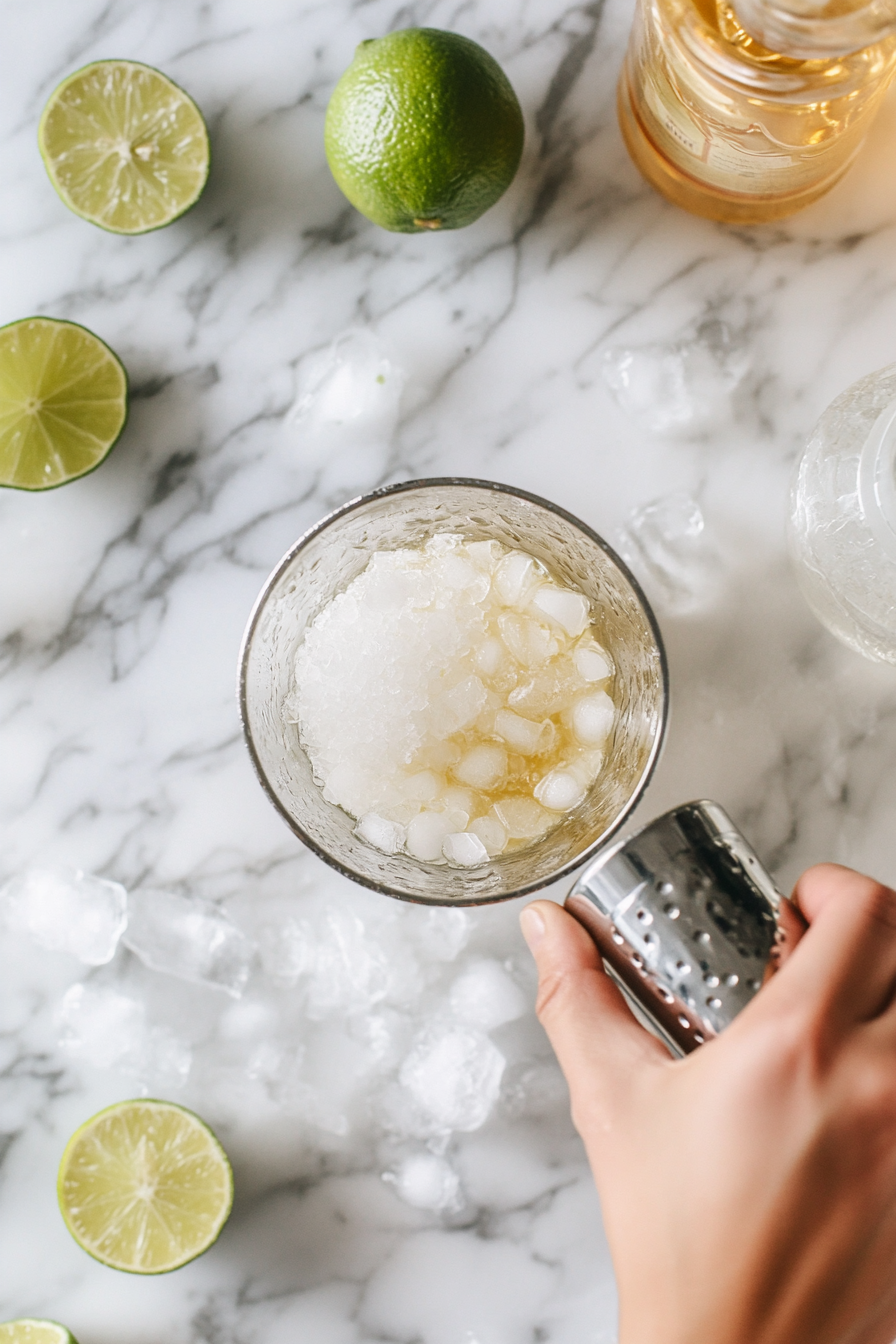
left=789, top=363, right=896, bottom=664
left=618, top=0, right=896, bottom=223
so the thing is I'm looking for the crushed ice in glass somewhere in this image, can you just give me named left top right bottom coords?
left=602, top=321, right=749, bottom=436
left=291, top=534, right=617, bottom=866
left=0, top=867, right=127, bottom=965
left=123, top=888, right=254, bottom=997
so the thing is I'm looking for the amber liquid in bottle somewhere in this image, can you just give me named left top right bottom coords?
left=619, top=0, right=896, bottom=223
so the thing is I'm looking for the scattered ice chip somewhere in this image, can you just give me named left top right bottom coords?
left=285, top=327, right=405, bottom=452
left=399, top=1023, right=506, bottom=1132
left=384, top=1153, right=462, bottom=1211
left=57, top=984, right=190, bottom=1086
left=494, top=709, right=549, bottom=756
left=442, top=832, right=489, bottom=867
left=258, top=916, right=311, bottom=986
left=304, top=908, right=391, bottom=1018
left=449, top=960, right=527, bottom=1030
left=493, top=797, right=552, bottom=840
left=531, top=585, right=590, bottom=637
left=453, top=744, right=507, bottom=791
left=574, top=644, right=612, bottom=683
left=619, top=493, right=720, bottom=614
left=601, top=320, right=749, bottom=437
left=0, top=867, right=127, bottom=966
left=571, top=692, right=615, bottom=746
left=534, top=768, right=587, bottom=812
left=469, top=815, right=507, bottom=856
left=356, top=813, right=406, bottom=855
left=123, top=889, right=254, bottom=998
left=411, top=907, right=470, bottom=961
left=406, top=812, right=455, bottom=862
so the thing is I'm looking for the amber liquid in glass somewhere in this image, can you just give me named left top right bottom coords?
left=619, top=0, right=896, bottom=222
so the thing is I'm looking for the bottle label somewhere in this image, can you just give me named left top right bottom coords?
left=638, top=74, right=852, bottom=196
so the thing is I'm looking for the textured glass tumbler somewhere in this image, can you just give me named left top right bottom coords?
left=239, top=479, right=669, bottom=905
left=618, top=0, right=896, bottom=223
left=789, top=362, right=896, bottom=663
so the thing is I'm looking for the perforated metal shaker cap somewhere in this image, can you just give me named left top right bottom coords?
left=565, top=800, right=785, bottom=1057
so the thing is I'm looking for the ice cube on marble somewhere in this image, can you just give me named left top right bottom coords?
left=399, top=1023, right=506, bottom=1132
left=384, top=1153, right=462, bottom=1212
left=285, top=327, right=405, bottom=449
left=449, top=960, right=527, bottom=1030
left=534, top=768, right=587, bottom=812
left=356, top=813, right=406, bottom=855
left=0, top=867, right=127, bottom=965
left=411, top=907, right=471, bottom=962
left=530, top=585, right=590, bottom=637
left=571, top=692, right=615, bottom=746
left=620, top=493, right=720, bottom=614
left=304, top=908, right=391, bottom=1018
left=123, top=889, right=254, bottom=998
left=601, top=322, right=749, bottom=436
left=442, top=832, right=489, bottom=867
left=57, top=983, right=190, bottom=1086
left=258, top=916, right=312, bottom=987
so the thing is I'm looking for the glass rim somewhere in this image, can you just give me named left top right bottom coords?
left=237, top=476, right=671, bottom=905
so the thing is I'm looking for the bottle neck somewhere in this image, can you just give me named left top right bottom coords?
left=858, top=398, right=896, bottom=561
left=732, top=0, right=896, bottom=55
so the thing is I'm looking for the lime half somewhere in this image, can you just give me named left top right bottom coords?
left=0, top=1324, right=77, bottom=1344
left=0, top=318, right=128, bottom=491
left=39, top=60, right=210, bottom=234
left=58, top=1099, right=234, bottom=1274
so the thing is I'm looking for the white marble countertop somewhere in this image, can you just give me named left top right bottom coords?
left=4, top=1, right=896, bottom=1341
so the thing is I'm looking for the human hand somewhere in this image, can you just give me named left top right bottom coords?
left=521, top=864, right=896, bottom=1344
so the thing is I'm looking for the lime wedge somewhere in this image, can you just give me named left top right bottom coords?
left=0, top=317, right=128, bottom=491
left=39, top=60, right=210, bottom=234
left=58, top=1099, right=234, bottom=1274
left=0, top=1324, right=77, bottom=1344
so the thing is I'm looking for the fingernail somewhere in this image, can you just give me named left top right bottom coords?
left=520, top=904, right=546, bottom=950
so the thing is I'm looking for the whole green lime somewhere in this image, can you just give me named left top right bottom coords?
left=325, top=28, right=525, bottom=233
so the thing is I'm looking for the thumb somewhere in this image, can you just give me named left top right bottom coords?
left=520, top=900, right=667, bottom=1133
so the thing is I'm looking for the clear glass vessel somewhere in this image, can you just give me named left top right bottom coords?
left=789, top=362, right=896, bottom=663
left=618, top=0, right=896, bottom=223
left=239, top=479, right=669, bottom=906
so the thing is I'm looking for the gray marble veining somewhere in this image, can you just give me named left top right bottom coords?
left=3, top=0, right=896, bottom=1341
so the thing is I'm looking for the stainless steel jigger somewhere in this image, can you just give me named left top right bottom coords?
left=565, top=800, right=794, bottom=1057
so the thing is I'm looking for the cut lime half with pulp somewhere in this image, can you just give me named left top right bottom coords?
left=39, top=60, right=210, bottom=234
left=58, top=1099, right=234, bottom=1274
left=0, top=317, right=128, bottom=491
left=0, top=1324, right=78, bottom=1344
